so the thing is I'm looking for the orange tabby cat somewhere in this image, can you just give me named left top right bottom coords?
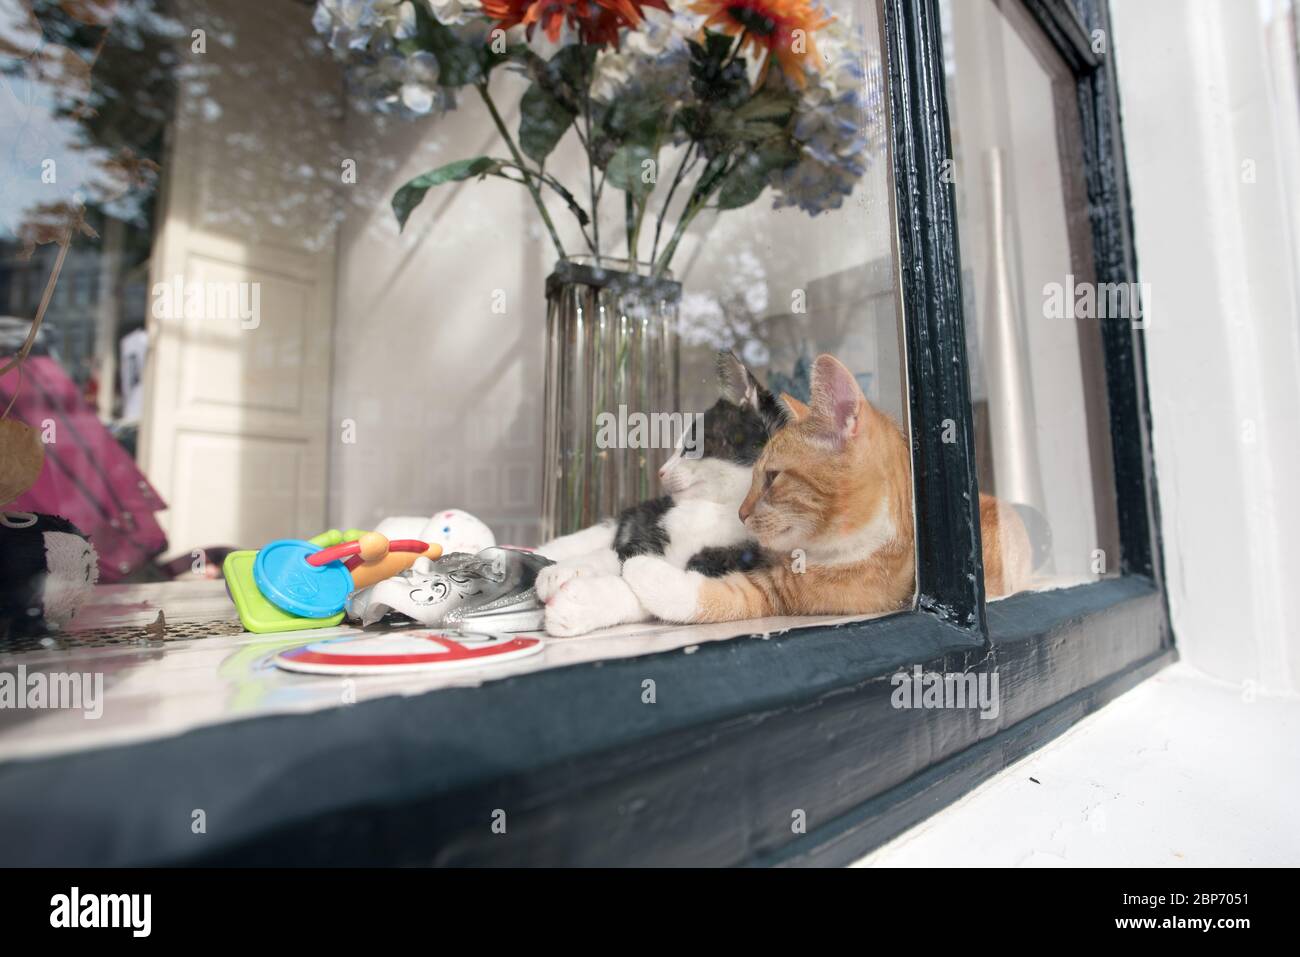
left=623, top=354, right=1031, bottom=622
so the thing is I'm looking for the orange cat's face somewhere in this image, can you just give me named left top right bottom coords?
left=739, top=423, right=840, bottom=553
left=738, top=355, right=908, bottom=556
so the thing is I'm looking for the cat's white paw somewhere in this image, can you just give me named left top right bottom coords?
left=544, top=577, right=619, bottom=637
left=622, top=556, right=702, bottom=623
left=536, top=561, right=596, bottom=600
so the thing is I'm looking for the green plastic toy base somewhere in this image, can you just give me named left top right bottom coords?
left=223, top=550, right=345, bottom=634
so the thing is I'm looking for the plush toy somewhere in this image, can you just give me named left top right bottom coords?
left=373, top=509, right=496, bottom=557
left=0, top=512, right=99, bottom=637
left=372, top=515, right=430, bottom=542
left=0, top=417, right=99, bottom=639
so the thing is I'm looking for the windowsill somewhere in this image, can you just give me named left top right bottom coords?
left=0, top=575, right=1170, bottom=866
left=0, top=579, right=889, bottom=763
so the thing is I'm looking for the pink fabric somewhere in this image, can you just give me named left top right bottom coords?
left=1, top=357, right=167, bottom=581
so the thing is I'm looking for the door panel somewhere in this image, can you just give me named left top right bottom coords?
left=138, top=1, right=342, bottom=552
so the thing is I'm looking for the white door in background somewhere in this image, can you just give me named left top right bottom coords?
left=139, top=2, right=342, bottom=554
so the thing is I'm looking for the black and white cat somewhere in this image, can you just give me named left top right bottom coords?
left=536, top=353, right=786, bottom=636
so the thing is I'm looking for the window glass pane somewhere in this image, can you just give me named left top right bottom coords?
left=941, top=0, right=1122, bottom=590
left=673, top=3, right=900, bottom=426
left=1, top=0, right=916, bottom=652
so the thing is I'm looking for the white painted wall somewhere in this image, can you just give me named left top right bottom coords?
left=327, top=80, right=552, bottom=546
left=1111, top=0, right=1300, bottom=692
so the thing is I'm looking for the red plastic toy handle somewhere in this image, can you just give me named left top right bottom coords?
left=382, top=539, right=432, bottom=556
left=306, top=539, right=431, bottom=567
left=306, top=541, right=359, bottom=566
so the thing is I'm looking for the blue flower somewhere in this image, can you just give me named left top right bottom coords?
left=768, top=18, right=883, bottom=216
left=313, top=0, right=417, bottom=56
left=314, top=1, right=461, bottom=117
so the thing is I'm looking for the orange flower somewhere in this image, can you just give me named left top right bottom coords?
left=483, top=0, right=672, bottom=47
left=690, top=0, right=833, bottom=86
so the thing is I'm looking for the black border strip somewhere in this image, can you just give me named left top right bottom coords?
left=884, top=0, right=987, bottom=633
left=1069, top=0, right=1166, bottom=587
left=1023, top=0, right=1102, bottom=74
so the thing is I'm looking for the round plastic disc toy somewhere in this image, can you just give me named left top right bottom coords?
left=274, top=631, right=544, bottom=676
left=253, top=539, right=353, bottom=619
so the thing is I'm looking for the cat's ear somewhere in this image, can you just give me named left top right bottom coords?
left=809, top=354, right=865, bottom=445
left=717, top=351, right=759, bottom=407
left=780, top=393, right=810, bottom=423
left=718, top=351, right=790, bottom=435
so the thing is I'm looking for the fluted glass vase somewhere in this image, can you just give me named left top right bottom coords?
left=541, top=257, right=681, bottom=540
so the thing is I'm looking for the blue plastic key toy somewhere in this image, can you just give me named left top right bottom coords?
left=252, top=539, right=355, bottom=619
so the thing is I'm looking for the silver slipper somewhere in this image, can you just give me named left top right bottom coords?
left=350, top=547, right=551, bottom=629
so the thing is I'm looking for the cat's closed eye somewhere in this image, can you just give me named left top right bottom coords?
left=763, top=469, right=780, bottom=491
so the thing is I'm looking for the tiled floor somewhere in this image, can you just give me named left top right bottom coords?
left=855, top=662, right=1300, bottom=867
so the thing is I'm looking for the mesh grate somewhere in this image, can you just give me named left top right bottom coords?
left=0, top=618, right=247, bottom=655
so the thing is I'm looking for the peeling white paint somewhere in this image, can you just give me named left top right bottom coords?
left=856, top=664, right=1300, bottom=866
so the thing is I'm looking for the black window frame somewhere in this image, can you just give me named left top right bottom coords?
left=0, top=0, right=1174, bottom=867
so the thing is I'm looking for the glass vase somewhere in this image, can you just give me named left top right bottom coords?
left=541, top=257, right=681, bottom=540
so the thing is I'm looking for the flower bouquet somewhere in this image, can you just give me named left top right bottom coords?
left=313, top=0, right=882, bottom=275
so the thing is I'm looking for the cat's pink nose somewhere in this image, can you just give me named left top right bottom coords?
left=739, top=502, right=753, bottom=524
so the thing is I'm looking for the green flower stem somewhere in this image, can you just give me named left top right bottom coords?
left=496, top=166, right=597, bottom=255
left=630, top=196, right=648, bottom=263
left=476, top=81, right=567, bottom=261
left=626, top=192, right=636, bottom=259
left=653, top=202, right=703, bottom=278
left=497, top=164, right=583, bottom=212
left=654, top=154, right=733, bottom=277
left=584, top=85, right=601, bottom=262
left=650, top=142, right=697, bottom=265
left=631, top=125, right=666, bottom=262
